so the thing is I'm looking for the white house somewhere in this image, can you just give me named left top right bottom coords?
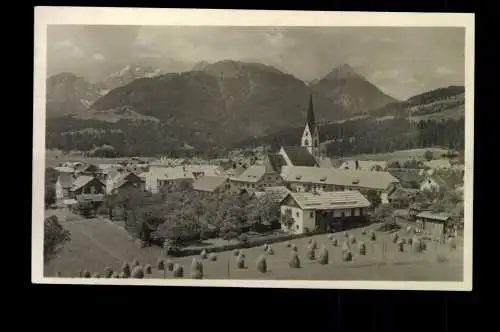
left=281, top=166, right=400, bottom=204
left=146, top=164, right=222, bottom=193
left=55, top=173, right=75, bottom=201
left=280, top=190, right=371, bottom=234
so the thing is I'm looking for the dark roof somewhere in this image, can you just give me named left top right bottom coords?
left=265, top=153, right=287, bottom=173
left=281, top=146, right=318, bottom=167
left=306, top=94, right=316, bottom=130
left=57, top=173, right=75, bottom=188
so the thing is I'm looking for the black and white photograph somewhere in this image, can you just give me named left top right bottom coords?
left=33, top=7, right=474, bottom=290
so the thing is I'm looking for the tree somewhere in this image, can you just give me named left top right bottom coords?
left=45, top=185, right=56, bottom=208
left=371, top=204, right=393, bottom=223
left=44, top=216, right=71, bottom=263
left=366, top=190, right=382, bottom=209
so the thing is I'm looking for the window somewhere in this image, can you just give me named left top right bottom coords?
left=296, top=211, right=300, bottom=217
left=296, top=225, right=299, bottom=230
left=309, top=211, right=314, bottom=218
left=304, top=139, right=309, bottom=146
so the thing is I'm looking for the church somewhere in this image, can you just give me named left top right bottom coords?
left=263, top=94, right=322, bottom=174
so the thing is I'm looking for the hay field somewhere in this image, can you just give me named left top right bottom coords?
left=44, top=218, right=463, bottom=282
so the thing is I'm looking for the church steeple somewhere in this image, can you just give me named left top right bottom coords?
left=306, top=93, right=316, bottom=131
left=301, top=94, right=320, bottom=162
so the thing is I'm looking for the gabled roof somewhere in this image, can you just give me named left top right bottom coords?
left=113, top=172, right=145, bottom=190
left=416, top=211, right=451, bottom=221
left=282, top=166, right=400, bottom=191
left=253, top=186, right=291, bottom=203
left=281, top=190, right=371, bottom=211
left=70, top=176, right=103, bottom=192
left=230, top=166, right=266, bottom=183
left=57, top=173, right=75, bottom=188
left=192, top=176, right=228, bottom=192
left=265, top=153, right=287, bottom=173
left=281, top=146, right=318, bottom=167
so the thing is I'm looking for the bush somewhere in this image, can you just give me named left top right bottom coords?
left=349, top=235, right=357, bottom=244
left=190, top=258, right=203, bottom=279
left=131, top=259, right=140, bottom=267
left=131, top=266, right=145, bottom=279
left=92, top=273, right=101, bottom=278
left=306, top=245, right=315, bottom=260
left=237, top=254, right=246, bottom=269
left=289, top=251, right=301, bottom=268
left=83, top=270, right=91, bottom=278
left=166, top=260, right=174, bottom=272
left=200, top=249, right=208, bottom=260
left=266, top=245, right=274, bottom=255
left=358, top=241, right=366, bottom=255
left=157, top=258, right=165, bottom=270
left=208, top=253, right=217, bottom=262
left=256, top=255, right=267, bottom=273
left=369, top=231, right=376, bottom=241
left=104, top=266, right=114, bottom=278
left=233, top=249, right=240, bottom=256
left=342, top=250, right=353, bottom=262
left=332, top=238, right=338, bottom=247
left=318, top=246, right=329, bottom=265
left=172, top=264, right=184, bottom=278
left=144, top=264, right=152, bottom=274
left=121, top=263, right=131, bottom=277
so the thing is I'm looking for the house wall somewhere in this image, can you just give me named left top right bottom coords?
left=280, top=205, right=315, bottom=234
left=55, top=181, right=66, bottom=201
left=418, top=218, right=448, bottom=241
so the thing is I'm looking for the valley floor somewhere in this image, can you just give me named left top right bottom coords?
left=43, top=211, right=463, bottom=282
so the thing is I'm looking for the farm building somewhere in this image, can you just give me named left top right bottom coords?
left=55, top=173, right=76, bottom=201
left=280, top=190, right=371, bottom=234
left=75, top=163, right=100, bottom=176
left=229, top=164, right=284, bottom=192
left=69, top=176, right=106, bottom=197
left=415, top=212, right=452, bottom=242
left=278, top=146, right=319, bottom=167
left=146, top=164, right=221, bottom=193
left=192, top=176, right=230, bottom=194
left=281, top=166, right=400, bottom=204
left=339, top=160, right=388, bottom=171
left=108, top=171, right=146, bottom=194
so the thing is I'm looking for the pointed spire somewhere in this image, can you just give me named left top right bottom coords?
left=306, top=94, right=316, bottom=130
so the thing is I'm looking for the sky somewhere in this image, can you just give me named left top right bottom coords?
left=46, top=25, right=465, bottom=100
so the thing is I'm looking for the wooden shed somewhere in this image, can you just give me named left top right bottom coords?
left=415, top=212, right=452, bottom=242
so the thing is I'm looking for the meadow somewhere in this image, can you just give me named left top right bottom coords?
left=44, top=216, right=463, bottom=282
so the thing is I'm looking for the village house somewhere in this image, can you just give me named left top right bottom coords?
left=280, top=190, right=371, bottom=234
left=145, top=164, right=222, bottom=193
left=339, top=160, right=388, bottom=172
left=229, top=159, right=285, bottom=192
left=107, top=171, right=146, bottom=195
left=55, top=173, right=76, bottom=201
left=281, top=166, right=400, bottom=204
left=415, top=211, right=452, bottom=242
left=192, top=176, right=230, bottom=195
left=69, top=175, right=106, bottom=198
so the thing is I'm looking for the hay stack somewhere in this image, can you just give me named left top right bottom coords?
left=121, top=263, right=131, bottom=278
left=190, top=258, right=203, bottom=279
left=131, top=258, right=140, bottom=267
left=289, top=251, right=301, bottom=268
left=396, top=238, right=405, bottom=252
left=111, top=272, right=120, bottom=278
left=285, top=241, right=292, bottom=248
left=361, top=228, right=367, bottom=235
left=144, top=264, right=152, bottom=275
left=306, top=245, right=316, bottom=260
left=328, top=233, right=335, bottom=240
left=256, top=255, right=267, bottom=273
left=342, top=240, right=351, bottom=253
left=104, top=266, right=114, bottom=278
left=157, top=258, right=165, bottom=270
left=118, top=272, right=128, bottom=278
left=358, top=241, right=366, bottom=255
left=263, top=243, right=269, bottom=252
left=447, top=237, right=457, bottom=250
left=233, top=249, right=240, bottom=256
left=82, top=269, right=91, bottom=278
left=266, top=245, right=275, bottom=255
left=391, top=232, right=399, bottom=244
left=291, top=244, right=298, bottom=252
left=131, top=266, right=144, bottom=279
left=411, top=237, right=423, bottom=253
left=166, top=260, right=174, bottom=272
left=332, top=238, right=338, bottom=246
left=318, top=246, right=329, bottom=265
left=172, top=264, right=184, bottom=278
left=349, top=235, right=357, bottom=244
left=310, top=239, right=318, bottom=250
left=342, top=250, right=353, bottom=262
left=200, top=249, right=208, bottom=260
left=208, top=253, right=217, bottom=262
left=237, top=254, right=246, bottom=269
left=369, top=230, right=376, bottom=241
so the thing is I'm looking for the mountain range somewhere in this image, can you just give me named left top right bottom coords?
left=44, top=60, right=464, bottom=156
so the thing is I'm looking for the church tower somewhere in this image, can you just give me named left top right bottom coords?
left=301, top=94, right=320, bottom=161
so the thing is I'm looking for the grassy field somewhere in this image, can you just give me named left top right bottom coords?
left=44, top=215, right=463, bottom=282
left=44, top=149, right=157, bottom=168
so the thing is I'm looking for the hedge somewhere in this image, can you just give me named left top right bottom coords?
left=175, top=231, right=314, bottom=257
